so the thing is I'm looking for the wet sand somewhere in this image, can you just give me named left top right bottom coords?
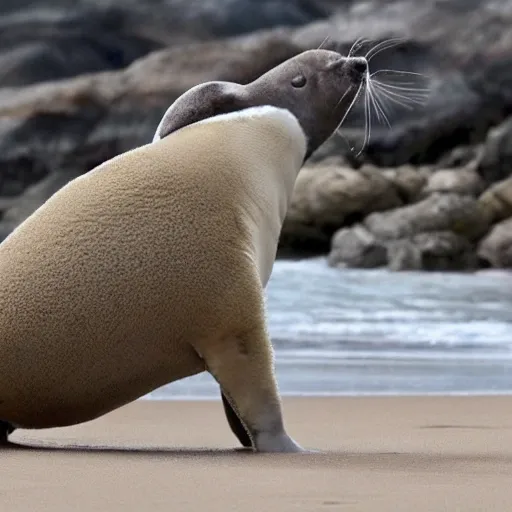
left=3, top=396, right=512, bottom=511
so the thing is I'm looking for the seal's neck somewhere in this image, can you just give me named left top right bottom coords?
left=216, top=106, right=307, bottom=286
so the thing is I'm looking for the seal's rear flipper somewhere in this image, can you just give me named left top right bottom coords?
left=0, top=420, right=15, bottom=445
left=221, top=391, right=252, bottom=448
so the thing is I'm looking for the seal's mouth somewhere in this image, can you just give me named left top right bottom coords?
left=333, top=37, right=431, bottom=158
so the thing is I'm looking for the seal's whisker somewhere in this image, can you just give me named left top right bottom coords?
left=368, top=81, right=392, bottom=127
left=317, top=35, right=330, bottom=50
left=375, top=85, right=402, bottom=116
left=334, top=87, right=352, bottom=109
left=334, top=80, right=367, bottom=154
left=367, top=86, right=382, bottom=126
left=372, top=86, right=419, bottom=108
left=370, top=69, right=427, bottom=79
left=365, top=38, right=405, bottom=62
left=348, top=37, right=369, bottom=57
left=355, top=83, right=371, bottom=158
left=369, top=83, right=386, bottom=126
left=372, top=84, right=430, bottom=103
left=333, top=127, right=354, bottom=153
left=371, top=82, right=429, bottom=107
left=371, top=85, right=417, bottom=110
left=372, top=82, right=431, bottom=95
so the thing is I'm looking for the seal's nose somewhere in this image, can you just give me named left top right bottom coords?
left=350, top=57, right=368, bottom=75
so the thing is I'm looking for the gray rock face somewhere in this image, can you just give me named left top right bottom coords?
left=423, top=167, right=485, bottom=198
left=281, top=164, right=402, bottom=253
left=478, top=175, right=512, bottom=224
left=0, top=0, right=328, bottom=87
left=328, top=192, right=490, bottom=271
left=478, top=218, right=512, bottom=268
left=363, top=193, right=490, bottom=242
left=387, top=232, right=477, bottom=271
left=328, top=225, right=478, bottom=272
left=328, top=225, right=388, bottom=269
left=477, top=117, right=512, bottom=185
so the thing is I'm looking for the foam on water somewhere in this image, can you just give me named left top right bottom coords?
left=145, top=258, right=512, bottom=399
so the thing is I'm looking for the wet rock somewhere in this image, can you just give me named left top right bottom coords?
left=477, top=218, right=512, bottom=268
left=387, top=231, right=477, bottom=271
left=280, top=164, right=402, bottom=253
left=381, top=166, right=428, bottom=203
left=0, top=0, right=327, bottom=87
left=478, top=176, right=512, bottom=225
left=435, top=144, right=483, bottom=170
left=422, top=167, right=485, bottom=197
left=328, top=225, right=387, bottom=269
left=477, top=116, right=512, bottom=185
left=385, top=239, right=422, bottom=271
left=364, top=193, right=491, bottom=242
left=0, top=7, right=162, bottom=87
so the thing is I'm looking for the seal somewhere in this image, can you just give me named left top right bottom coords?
left=0, top=49, right=367, bottom=452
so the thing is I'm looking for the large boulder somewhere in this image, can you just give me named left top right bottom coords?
left=386, top=231, right=477, bottom=271
left=478, top=175, right=512, bottom=224
left=0, top=6, right=162, bottom=87
left=363, top=193, right=491, bottom=242
left=280, top=164, right=402, bottom=253
left=422, top=167, right=485, bottom=198
left=476, top=116, right=512, bottom=185
left=328, top=225, right=478, bottom=272
left=328, top=225, right=388, bottom=269
left=381, top=166, right=429, bottom=203
left=0, top=0, right=328, bottom=87
left=477, top=218, right=512, bottom=268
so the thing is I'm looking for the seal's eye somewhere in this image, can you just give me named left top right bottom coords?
left=291, top=75, right=307, bottom=88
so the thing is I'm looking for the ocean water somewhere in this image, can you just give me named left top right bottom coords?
left=145, top=258, right=512, bottom=400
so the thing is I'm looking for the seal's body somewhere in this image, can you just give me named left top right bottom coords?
left=0, top=49, right=367, bottom=452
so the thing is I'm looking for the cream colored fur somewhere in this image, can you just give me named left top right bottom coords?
left=0, top=106, right=307, bottom=452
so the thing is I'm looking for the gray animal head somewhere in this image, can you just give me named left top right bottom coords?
left=153, top=49, right=367, bottom=160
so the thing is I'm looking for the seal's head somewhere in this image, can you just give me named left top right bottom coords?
left=153, top=49, right=367, bottom=160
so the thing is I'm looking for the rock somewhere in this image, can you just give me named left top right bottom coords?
left=422, top=167, right=485, bottom=197
left=0, top=30, right=302, bottom=236
left=0, top=0, right=328, bottom=87
left=435, top=144, right=483, bottom=170
left=381, top=166, right=428, bottom=203
left=387, top=231, right=477, bottom=271
left=386, top=240, right=422, bottom=271
left=328, top=225, right=387, bottom=269
left=478, top=175, right=512, bottom=225
left=477, top=218, right=512, bottom=268
left=364, top=193, right=490, bottom=242
left=0, top=6, right=162, bottom=87
left=280, top=164, right=402, bottom=253
left=327, top=225, right=477, bottom=271
left=477, top=116, right=512, bottom=185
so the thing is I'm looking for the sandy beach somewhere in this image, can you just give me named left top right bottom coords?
left=3, top=396, right=512, bottom=511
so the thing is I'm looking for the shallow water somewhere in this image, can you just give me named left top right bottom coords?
left=146, top=258, right=512, bottom=399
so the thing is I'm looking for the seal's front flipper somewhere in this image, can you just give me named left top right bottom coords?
left=221, top=391, right=252, bottom=448
left=198, top=315, right=304, bottom=453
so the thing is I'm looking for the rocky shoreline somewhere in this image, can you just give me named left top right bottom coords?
left=1, top=0, right=511, bottom=270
